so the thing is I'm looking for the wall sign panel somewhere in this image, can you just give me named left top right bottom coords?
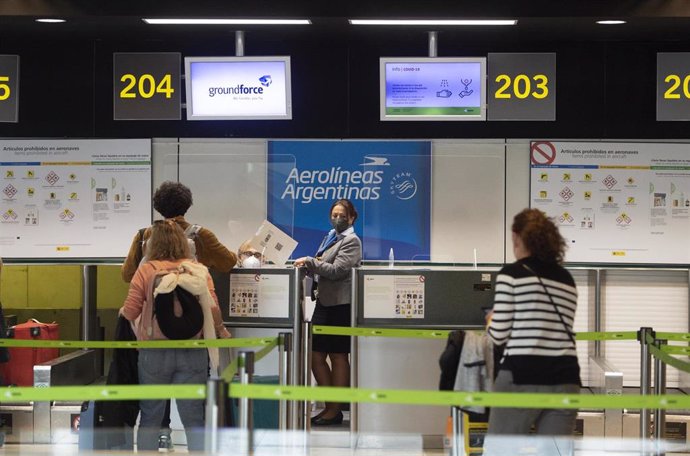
left=488, top=53, right=556, bottom=121
left=0, top=55, right=19, bottom=123
left=530, top=140, right=690, bottom=264
left=0, top=139, right=151, bottom=259
left=113, top=52, right=181, bottom=120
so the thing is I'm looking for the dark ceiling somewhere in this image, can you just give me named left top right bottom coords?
left=2, top=0, right=690, bottom=42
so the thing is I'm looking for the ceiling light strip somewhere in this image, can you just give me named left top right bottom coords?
left=143, top=18, right=311, bottom=25
left=349, top=19, right=517, bottom=26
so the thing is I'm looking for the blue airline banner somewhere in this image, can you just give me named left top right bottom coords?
left=267, top=141, right=431, bottom=260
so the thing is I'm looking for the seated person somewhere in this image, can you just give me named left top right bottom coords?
left=237, top=240, right=263, bottom=268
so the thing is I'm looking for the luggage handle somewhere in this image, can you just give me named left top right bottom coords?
left=26, top=319, right=57, bottom=338
left=28, top=318, right=57, bottom=326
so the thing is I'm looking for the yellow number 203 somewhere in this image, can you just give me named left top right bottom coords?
left=663, top=74, right=690, bottom=99
left=495, top=74, right=549, bottom=100
left=120, top=73, right=174, bottom=99
left=0, top=76, right=10, bottom=101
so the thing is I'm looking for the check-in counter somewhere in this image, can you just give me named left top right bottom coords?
left=352, top=266, right=499, bottom=448
left=212, top=267, right=302, bottom=429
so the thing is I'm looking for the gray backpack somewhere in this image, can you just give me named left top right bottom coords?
left=139, top=224, right=202, bottom=264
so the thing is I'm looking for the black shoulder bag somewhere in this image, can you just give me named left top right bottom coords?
left=522, top=264, right=576, bottom=347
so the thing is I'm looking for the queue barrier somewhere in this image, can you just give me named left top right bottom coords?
left=310, top=325, right=690, bottom=454
left=312, top=325, right=639, bottom=341
left=0, top=335, right=286, bottom=447
left=5, top=327, right=690, bottom=452
left=638, top=328, right=690, bottom=443
left=0, top=337, right=278, bottom=349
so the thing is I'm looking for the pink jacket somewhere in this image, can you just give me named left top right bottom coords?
left=120, top=259, right=222, bottom=341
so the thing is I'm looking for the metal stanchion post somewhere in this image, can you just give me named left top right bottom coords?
left=302, top=320, right=313, bottom=431
left=653, top=338, right=667, bottom=444
left=238, top=351, right=255, bottom=452
left=278, top=332, right=292, bottom=430
left=451, top=406, right=461, bottom=456
left=204, top=376, right=227, bottom=453
left=639, top=327, right=654, bottom=441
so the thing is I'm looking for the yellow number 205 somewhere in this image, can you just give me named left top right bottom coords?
left=663, top=74, right=690, bottom=99
left=120, top=74, right=174, bottom=99
left=495, top=74, right=549, bottom=100
left=0, top=76, right=10, bottom=101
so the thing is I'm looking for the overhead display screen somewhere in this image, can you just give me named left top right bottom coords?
left=184, top=56, right=292, bottom=120
left=380, top=57, right=486, bottom=121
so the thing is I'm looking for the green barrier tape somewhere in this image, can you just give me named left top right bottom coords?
left=313, top=325, right=636, bottom=342
left=656, top=332, right=690, bottom=342
left=0, top=337, right=277, bottom=349
left=220, top=338, right=279, bottom=383
left=662, top=345, right=690, bottom=355
left=574, top=332, right=637, bottom=341
left=313, top=326, right=450, bottom=339
left=254, top=338, right=279, bottom=363
left=0, top=384, right=205, bottom=402
left=229, top=383, right=690, bottom=410
left=648, top=344, right=690, bottom=374
left=221, top=357, right=240, bottom=383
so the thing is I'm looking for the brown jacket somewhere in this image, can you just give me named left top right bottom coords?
left=121, top=216, right=237, bottom=283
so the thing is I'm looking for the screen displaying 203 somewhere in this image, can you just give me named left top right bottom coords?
left=384, top=61, right=483, bottom=118
left=187, top=59, right=290, bottom=119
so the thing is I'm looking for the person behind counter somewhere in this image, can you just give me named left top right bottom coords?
left=119, top=220, right=229, bottom=452
left=484, top=208, right=580, bottom=456
left=237, top=239, right=263, bottom=268
left=294, top=199, right=362, bottom=426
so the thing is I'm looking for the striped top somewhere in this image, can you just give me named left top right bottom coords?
left=487, top=257, right=580, bottom=385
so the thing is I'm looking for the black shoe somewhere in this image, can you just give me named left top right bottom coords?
left=310, top=410, right=326, bottom=425
left=312, top=411, right=343, bottom=426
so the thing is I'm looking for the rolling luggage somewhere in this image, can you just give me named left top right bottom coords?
left=77, top=401, right=134, bottom=451
left=0, top=319, right=59, bottom=386
left=231, top=375, right=279, bottom=429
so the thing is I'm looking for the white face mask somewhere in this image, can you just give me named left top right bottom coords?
left=241, top=256, right=261, bottom=268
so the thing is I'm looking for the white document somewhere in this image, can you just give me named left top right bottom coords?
left=363, top=275, right=426, bottom=319
left=249, top=219, right=298, bottom=266
left=229, top=274, right=290, bottom=318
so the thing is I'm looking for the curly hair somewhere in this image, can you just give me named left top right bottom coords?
left=512, top=208, right=567, bottom=264
left=330, top=199, right=358, bottom=223
left=146, top=220, right=192, bottom=261
left=153, top=181, right=193, bottom=218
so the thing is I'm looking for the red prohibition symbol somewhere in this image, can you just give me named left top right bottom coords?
left=530, top=141, right=556, bottom=165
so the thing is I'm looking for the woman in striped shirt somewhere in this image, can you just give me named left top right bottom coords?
left=485, top=209, right=580, bottom=454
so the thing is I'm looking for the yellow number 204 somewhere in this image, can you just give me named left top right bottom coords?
left=120, top=73, right=174, bottom=99
left=663, top=74, right=690, bottom=99
left=0, top=76, right=10, bottom=101
left=495, top=74, right=549, bottom=100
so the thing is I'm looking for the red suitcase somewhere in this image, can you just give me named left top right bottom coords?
left=0, top=319, right=59, bottom=386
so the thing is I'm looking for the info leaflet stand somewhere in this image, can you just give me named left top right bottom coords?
left=211, top=267, right=303, bottom=430
left=351, top=266, right=499, bottom=453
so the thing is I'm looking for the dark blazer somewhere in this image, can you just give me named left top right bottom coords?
left=305, top=233, right=362, bottom=306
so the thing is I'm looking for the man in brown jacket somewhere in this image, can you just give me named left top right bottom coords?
left=121, top=181, right=237, bottom=283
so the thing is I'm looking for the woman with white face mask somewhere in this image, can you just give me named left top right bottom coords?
left=237, top=240, right=263, bottom=268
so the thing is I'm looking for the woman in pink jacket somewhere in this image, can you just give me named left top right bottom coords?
left=120, top=220, right=229, bottom=451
